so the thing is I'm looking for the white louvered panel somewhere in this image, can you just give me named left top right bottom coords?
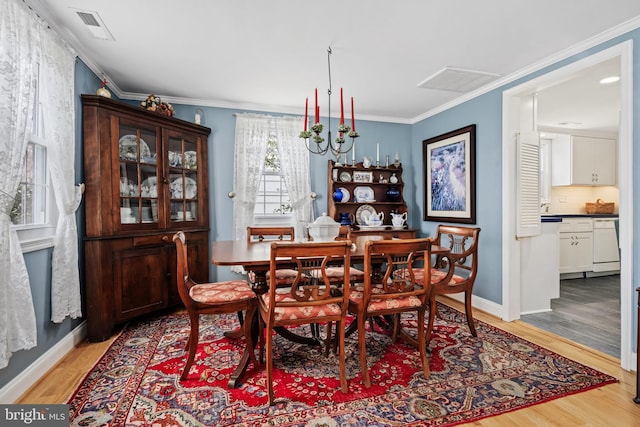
left=517, top=132, right=541, bottom=238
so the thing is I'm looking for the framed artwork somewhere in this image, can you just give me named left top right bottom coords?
left=423, top=124, right=476, bottom=224
left=352, top=171, right=373, bottom=183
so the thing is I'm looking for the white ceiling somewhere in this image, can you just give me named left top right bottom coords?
left=26, top=0, right=640, bottom=130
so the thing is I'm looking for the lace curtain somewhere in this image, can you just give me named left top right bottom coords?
left=231, top=114, right=309, bottom=264
left=0, top=0, right=40, bottom=369
left=41, top=27, right=82, bottom=323
left=232, top=114, right=271, bottom=242
left=274, top=116, right=313, bottom=231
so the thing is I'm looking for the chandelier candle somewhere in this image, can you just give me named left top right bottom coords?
left=351, top=97, right=355, bottom=131
left=315, top=88, right=319, bottom=123
left=304, top=98, right=308, bottom=132
left=340, top=88, right=344, bottom=125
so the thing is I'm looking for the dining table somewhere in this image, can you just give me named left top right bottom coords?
left=211, top=237, right=452, bottom=387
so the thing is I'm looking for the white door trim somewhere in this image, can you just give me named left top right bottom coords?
left=502, top=41, right=633, bottom=370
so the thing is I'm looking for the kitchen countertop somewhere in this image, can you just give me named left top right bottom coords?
left=541, top=213, right=619, bottom=223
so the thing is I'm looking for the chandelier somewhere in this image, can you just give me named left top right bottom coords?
left=299, top=47, right=359, bottom=163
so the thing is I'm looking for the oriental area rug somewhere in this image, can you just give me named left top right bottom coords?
left=68, top=304, right=616, bottom=426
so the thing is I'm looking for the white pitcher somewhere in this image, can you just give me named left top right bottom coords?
left=391, top=212, right=407, bottom=227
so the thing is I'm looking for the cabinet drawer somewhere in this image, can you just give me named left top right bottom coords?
left=558, top=219, right=593, bottom=233
left=133, top=234, right=174, bottom=246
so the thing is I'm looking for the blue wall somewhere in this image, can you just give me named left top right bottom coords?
left=162, top=104, right=413, bottom=282
left=2, top=26, right=639, bottom=392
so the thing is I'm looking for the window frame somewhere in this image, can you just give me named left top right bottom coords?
left=11, top=66, right=58, bottom=253
left=252, top=137, right=293, bottom=225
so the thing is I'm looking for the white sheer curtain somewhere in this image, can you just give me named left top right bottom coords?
left=232, top=114, right=271, bottom=243
left=275, top=116, right=312, bottom=232
left=41, top=27, right=82, bottom=323
left=0, top=0, right=40, bottom=369
left=231, top=114, right=310, bottom=254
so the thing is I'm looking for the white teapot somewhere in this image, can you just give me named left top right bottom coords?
left=391, top=212, right=407, bottom=227
left=365, top=211, right=384, bottom=226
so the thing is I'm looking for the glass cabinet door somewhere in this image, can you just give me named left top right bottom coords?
left=167, top=132, right=199, bottom=224
left=118, top=122, right=159, bottom=226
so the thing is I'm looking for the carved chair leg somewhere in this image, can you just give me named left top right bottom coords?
left=324, top=321, right=333, bottom=357
left=243, top=303, right=259, bottom=368
left=181, top=313, right=200, bottom=381
left=417, top=309, right=430, bottom=378
left=358, top=314, right=371, bottom=388
left=425, top=297, right=437, bottom=349
left=465, top=291, right=477, bottom=336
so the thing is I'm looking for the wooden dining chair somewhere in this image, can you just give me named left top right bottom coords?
left=320, top=225, right=366, bottom=284
left=395, top=225, right=481, bottom=346
left=172, top=231, right=258, bottom=383
left=246, top=226, right=299, bottom=286
left=426, top=225, right=480, bottom=344
left=258, top=240, right=352, bottom=405
left=348, top=238, right=432, bottom=388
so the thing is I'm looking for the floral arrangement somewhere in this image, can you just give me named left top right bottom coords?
left=141, top=94, right=175, bottom=117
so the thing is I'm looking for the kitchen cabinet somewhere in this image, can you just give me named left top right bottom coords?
left=520, top=222, right=559, bottom=313
left=551, top=134, right=616, bottom=186
left=558, top=218, right=593, bottom=274
left=82, top=95, right=211, bottom=341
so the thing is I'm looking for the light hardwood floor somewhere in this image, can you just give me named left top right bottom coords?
left=16, top=298, right=640, bottom=426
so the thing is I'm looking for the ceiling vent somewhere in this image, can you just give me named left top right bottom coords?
left=74, top=9, right=114, bottom=41
left=417, top=67, right=500, bottom=93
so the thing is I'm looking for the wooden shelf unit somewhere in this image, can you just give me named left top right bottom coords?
left=327, top=160, right=416, bottom=239
left=82, top=95, right=211, bottom=341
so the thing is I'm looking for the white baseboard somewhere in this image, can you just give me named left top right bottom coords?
left=0, top=321, right=86, bottom=404
left=443, top=293, right=503, bottom=319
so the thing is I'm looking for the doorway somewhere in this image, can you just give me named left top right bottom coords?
left=501, top=42, right=633, bottom=370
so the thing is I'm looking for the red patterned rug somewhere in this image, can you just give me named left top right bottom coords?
left=68, top=304, right=617, bottom=426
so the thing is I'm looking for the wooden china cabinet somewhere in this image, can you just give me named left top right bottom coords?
left=81, top=95, right=211, bottom=342
left=327, top=160, right=416, bottom=239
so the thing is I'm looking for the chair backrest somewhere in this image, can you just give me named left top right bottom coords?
left=247, top=226, right=295, bottom=243
left=362, top=238, right=432, bottom=308
left=336, top=225, right=351, bottom=240
left=434, top=225, right=480, bottom=283
left=172, top=231, right=194, bottom=308
left=265, top=241, right=352, bottom=320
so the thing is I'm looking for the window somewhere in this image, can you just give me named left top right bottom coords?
left=253, top=136, right=292, bottom=219
left=10, top=64, right=57, bottom=252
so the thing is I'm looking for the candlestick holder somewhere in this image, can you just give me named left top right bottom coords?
left=299, top=46, right=360, bottom=159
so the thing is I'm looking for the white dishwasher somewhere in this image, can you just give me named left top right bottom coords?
left=592, top=218, right=620, bottom=272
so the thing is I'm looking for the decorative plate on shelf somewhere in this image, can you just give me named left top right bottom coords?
left=355, top=204, right=377, bottom=225
left=119, top=135, right=150, bottom=161
left=358, top=225, right=388, bottom=231
left=170, top=177, right=197, bottom=199
left=353, top=186, right=375, bottom=203
left=339, top=171, right=352, bottom=182
left=336, top=187, right=350, bottom=202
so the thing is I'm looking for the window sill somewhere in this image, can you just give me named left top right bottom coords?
left=14, top=225, right=56, bottom=253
